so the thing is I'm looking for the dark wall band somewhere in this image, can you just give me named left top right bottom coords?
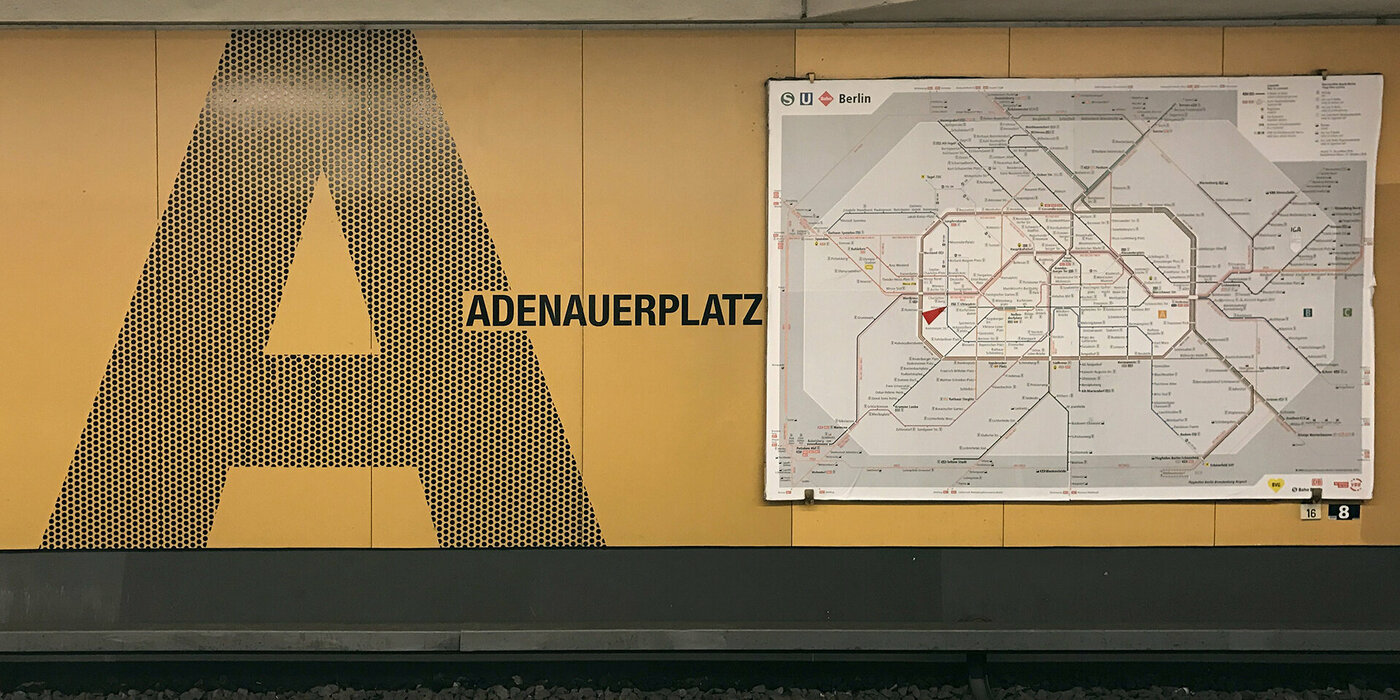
left=0, top=547, right=1396, bottom=653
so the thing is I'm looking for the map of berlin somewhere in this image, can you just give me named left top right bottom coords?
left=766, top=77, right=1380, bottom=501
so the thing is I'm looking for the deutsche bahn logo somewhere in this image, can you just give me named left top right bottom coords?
left=818, top=91, right=833, bottom=106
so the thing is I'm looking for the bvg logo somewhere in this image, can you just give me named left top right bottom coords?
left=1268, top=478, right=1284, bottom=493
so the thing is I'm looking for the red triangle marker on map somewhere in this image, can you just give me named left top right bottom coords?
left=921, top=307, right=947, bottom=324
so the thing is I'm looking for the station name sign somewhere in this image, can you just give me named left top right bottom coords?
left=465, top=293, right=764, bottom=328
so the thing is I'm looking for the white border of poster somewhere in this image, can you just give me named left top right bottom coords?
left=765, top=76, right=1380, bottom=502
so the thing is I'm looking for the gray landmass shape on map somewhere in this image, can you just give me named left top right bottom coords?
left=783, top=90, right=1237, bottom=220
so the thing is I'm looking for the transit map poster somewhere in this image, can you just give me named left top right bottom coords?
left=766, top=76, right=1382, bottom=501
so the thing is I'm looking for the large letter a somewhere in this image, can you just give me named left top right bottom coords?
left=42, top=30, right=604, bottom=549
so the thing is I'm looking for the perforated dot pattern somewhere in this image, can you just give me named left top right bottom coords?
left=41, top=29, right=604, bottom=549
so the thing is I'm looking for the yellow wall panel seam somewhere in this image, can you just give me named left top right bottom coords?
left=369, top=458, right=375, bottom=546
left=580, top=30, right=587, bottom=475
left=1005, top=28, right=1011, bottom=77
left=151, top=31, right=159, bottom=227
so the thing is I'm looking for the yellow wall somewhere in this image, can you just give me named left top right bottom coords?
left=0, top=26, right=1395, bottom=548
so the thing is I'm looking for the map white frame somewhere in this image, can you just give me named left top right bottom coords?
left=765, top=76, right=1380, bottom=502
